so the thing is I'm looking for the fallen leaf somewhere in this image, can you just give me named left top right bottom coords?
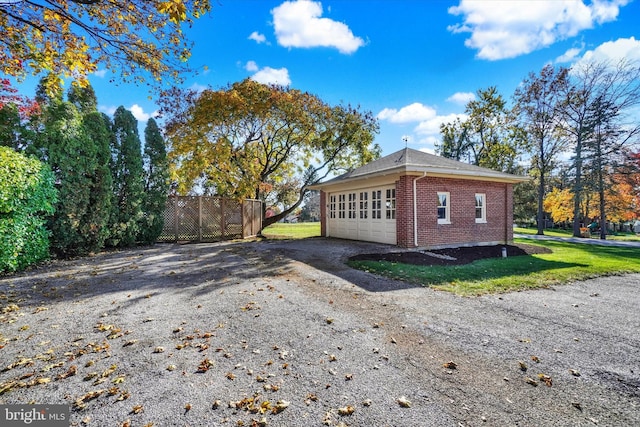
left=56, top=365, right=77, bottom=380
left=518, top=361, right=528, bottom=371
left=153, top=347, right=164, bottom=353
left=525, top=377, right=538, bottom=386
left=272, top=400, right=290, bottom=414
left=569, top=369, right=581, bottom=377
left=538, top=373, right=553, bottom=387
left=131, top=405, right=143, bottom=414
left=338, top=405, right=355, bottom=416
left=530, top=355, right=540, bottom=363
left=397, top=396, right=411, bottom=407
left=362, top=399, right=372, bottom=407
left=197, top=358, right=214, bottom=373
left=443, top=361, right=457, bottom=370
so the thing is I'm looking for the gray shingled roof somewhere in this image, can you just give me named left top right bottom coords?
left=313, top=147, right=528, bottom=187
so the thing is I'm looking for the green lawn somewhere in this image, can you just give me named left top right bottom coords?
left=263, top=223, right=640, bottom=296
left=514, top=226, right=640, bottom=241
left=348, top=238, right=640, bottom=296
left=261, top=222, right=321, bottom=239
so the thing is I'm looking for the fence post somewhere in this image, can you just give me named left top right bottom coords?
left=173, top=196, right=179, bottom=243
left=220, top=198, right=226, bottom=240
left=198, top=196, right=203, bottom=243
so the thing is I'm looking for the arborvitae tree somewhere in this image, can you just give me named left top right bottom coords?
left=42, top=100, right=98, bottom=256
left=68, top=82, right=98, bottom=115
left=109, top=106, right=144, bottom=247
left=82, top=111, right=114, bottom=250
left=139, top=117, right=169, bottom=244
left=69, top=83, right=114, bottom=251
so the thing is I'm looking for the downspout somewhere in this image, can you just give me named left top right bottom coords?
left=413, top=173, right=428, bottom=247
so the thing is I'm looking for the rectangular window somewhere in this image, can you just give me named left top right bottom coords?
left=338, top=194, right=346, bottom=219
left=437, top=192, right=450, bottom=224
left=372, top=190, right=382, bottom=219
left=359, top=191, right=368, bottom=219
left=329, top=195, right=336, bottom=219
left=475, top=193, right=486, bottom=223
left=386, top=188, right=396, bottom=219
left=348, top=193, right=357, bottom=219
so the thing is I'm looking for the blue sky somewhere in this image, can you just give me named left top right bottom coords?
left=22, top=0, right=640, bottom=156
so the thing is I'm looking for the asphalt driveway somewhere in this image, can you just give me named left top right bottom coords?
left=1, top=237, right=638, bottom=426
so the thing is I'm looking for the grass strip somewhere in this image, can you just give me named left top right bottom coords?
left=347, top=239, right=640, bottom=296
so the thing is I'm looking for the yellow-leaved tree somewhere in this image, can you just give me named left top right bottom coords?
left=0, top=0, right=212, bottom=93
left=543, top=187, right=574, bottom=225
left=161, top=79, right=381, bottom=227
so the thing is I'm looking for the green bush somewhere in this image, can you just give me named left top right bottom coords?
left=0, top=147, right=57, bottom=272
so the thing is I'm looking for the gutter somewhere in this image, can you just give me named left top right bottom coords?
left=413, top=173, right=429, bottom=247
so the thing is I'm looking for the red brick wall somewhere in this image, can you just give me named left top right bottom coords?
left=395, top=175, right=513, bottom=248
left=396, top=175, right=415, bottom=247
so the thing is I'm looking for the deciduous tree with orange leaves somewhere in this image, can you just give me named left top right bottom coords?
left=161, top=79, right=380, bottom=227
left=0, top=0, right=212, bottom=94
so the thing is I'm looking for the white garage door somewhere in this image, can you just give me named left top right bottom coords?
left=327, top=186, right=396, bottom=245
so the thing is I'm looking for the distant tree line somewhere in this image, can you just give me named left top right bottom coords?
left=0, top=78, right=169, bottom=271
left=437, top=59, right=640, bottom=238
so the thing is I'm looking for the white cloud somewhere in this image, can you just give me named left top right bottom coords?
left=271, top=0, right=364, bottom=54
left=555, top=45, right=584, bottom=63
left=248, top=31, right=267, bottom=44
left=129, top=104, right=157, bottom=122
left=446, top=92, right=475, bottom=105
left=377, top=103, right=436, bottom=123
left=251, top=66, right=292, bottom=86
left=245, top=60, right=259, bottom=72
left=99, top=104, right=156, bottom=122
left=93, top=69, right=107, bottom=78
left=577, top=36, right=640, bottom=65
left=378, top=102, right=470, bottom=153
left=414, top=113, right=467, bottom=137
left=448, top=0, right=631, bottom=60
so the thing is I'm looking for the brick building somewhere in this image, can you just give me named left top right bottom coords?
left=309, top=148, right=528, bottom=249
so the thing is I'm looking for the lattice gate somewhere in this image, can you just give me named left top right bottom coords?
left=158, top=196, right=262, bottom=243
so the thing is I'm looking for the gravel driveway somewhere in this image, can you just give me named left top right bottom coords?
left=1, top=237, right=639, bottom=426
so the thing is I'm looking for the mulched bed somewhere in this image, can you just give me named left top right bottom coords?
left=349, top=243, right=552, bottom=266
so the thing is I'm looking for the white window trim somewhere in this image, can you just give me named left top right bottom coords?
left=437, top=191, right=451, bottom=224
left=475, top=193, right=487, bottom=223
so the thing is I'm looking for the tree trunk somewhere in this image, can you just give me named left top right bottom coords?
left=261, top=189, right=308, bottom=230
left=572, top=136, right=583, bottom=238
left=536, top=171, right=545, bottom=235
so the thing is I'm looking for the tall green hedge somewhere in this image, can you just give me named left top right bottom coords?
left=0, top=147, right=57, bottom=272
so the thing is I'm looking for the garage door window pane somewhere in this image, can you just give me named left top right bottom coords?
left=359, top=192, right=368, bottom=219
left=372, top=190, right=382, bottom=219
left=329, top=195, right=336, bottom=219
left=348, top=193, right=357, bottom=219
left=338, top=194, right=345, bottom=219
left=386, top=189, right=396, bottom=219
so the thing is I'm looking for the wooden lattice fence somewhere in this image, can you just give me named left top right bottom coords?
left=157, top=196, right=262, bottom=243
